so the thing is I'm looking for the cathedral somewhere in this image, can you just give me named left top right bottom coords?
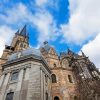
left=0, top=25, right=100, bottom=100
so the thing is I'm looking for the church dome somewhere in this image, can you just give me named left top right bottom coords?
left=8, top=48, right=42, bottom=61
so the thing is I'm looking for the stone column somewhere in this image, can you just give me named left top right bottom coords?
left=43, top=72, right=45, bottom=100
left=14, top=69, right=24, bottom=100
left=24, top=68, right=30, bottom=81
left=21, top=68, right=30, bottom=100
left=95, top=94, right=98, bottom=100
left=0, top=73, right=10, bottom=100
left=40, top=69, right=43, bottom=100
left=26, top=64, right=41, bottom=100
left=0, top=74, right=5, bottom=87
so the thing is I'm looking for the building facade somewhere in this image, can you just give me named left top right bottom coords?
left=0, top=26, right=100, bottom=100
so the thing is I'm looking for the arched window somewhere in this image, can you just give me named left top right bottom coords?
left=74, top=96, right=78, bottom=100
left=62, top=59, right=69, bottom=68
left=54, top=96, right=60, bottom=100
left=24, top=44, right=26, bottom=48
left=51, top=74, right=57, bottom=83
left=11, top=72, right=19, bottom=81
left=68, top=75, right=73, bottom=83
left=6, top=92, right=14, bottom=100
left=54, top=63, right=57, bottom=67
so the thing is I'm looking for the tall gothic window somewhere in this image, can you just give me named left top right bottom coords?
left=11, top=72, right=19, bottom=81
left=45, top=75, right=48, bottom=83
left=54, top=96, right=60, bottom=100
left=5, top=92, right=14, bottom=100
left=74, top=96, right=78, bottom=100
left=54, top=63, right=57, bottom=67
left=68, top=75, right=73, bottom=83
left=20, top=43, right=23, bottom=48
left=51, top=74, right=57, bottom=83
left=62, top=59, right=69, bottom=68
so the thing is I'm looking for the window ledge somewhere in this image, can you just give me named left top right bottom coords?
left=9, top=80, right=18, bottom=84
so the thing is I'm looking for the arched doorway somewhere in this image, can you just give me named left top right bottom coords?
left=5, top=92, right=14, bottom=100
left=74, top=96, right=78, bottom=100
left=54, top=96, right=60, bottom=100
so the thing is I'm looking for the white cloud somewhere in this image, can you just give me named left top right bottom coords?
left=0, top=2, right=59, bottom=56
left=32, top=10, right=59, bottom=45
left=0, top=25, right=15, bottom=56
left=0, top=3, right=31, bottom=25
left=30, top=0, right=60, bottom=46
left=0, top=3, right=31, bottom=57
left=81, top=33, right=100, bottom=69
left=61, top=0, right=100, bottom=69
left=61, top=0, right=100, bottom=45
left=35, top=0, right=59, bottom=10
left=35, top=0, right=48, bottom=6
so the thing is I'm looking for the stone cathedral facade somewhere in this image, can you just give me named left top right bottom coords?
left=0, top=26, right=100, bottom=100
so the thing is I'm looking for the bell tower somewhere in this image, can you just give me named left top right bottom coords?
left=0, top=25, right=29, bottom=74
left=1, top=25, right=29, bottom=59
left=11, top=25, right=29, bottom=51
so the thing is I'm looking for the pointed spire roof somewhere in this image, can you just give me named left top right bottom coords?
left=42, top=41, right=51, bottom=52
left=68, top=49, right=74, bottom=55
left=81, top=50, right=86, bottom=57
left=19, top=25, right=28, bottom=37
left=15, top=30, right=19, bottom=35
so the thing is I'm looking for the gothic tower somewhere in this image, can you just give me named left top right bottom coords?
left=40, top=42, right=78, bottom=100
left=10, top=25, right=29, bottom=52
left=0, top=25, right=29, bottom=74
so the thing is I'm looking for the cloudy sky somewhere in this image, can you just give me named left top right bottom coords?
left=0, top=0, right=100, bottom=69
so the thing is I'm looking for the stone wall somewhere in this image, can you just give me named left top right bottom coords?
left=0, top=59, right=51, bottom=100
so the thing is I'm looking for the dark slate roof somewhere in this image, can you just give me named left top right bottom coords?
left=20, top=25, right=27, bottom=36
left=15, top=30, right=19, bottom=34
left=43, top=44, right=51, bottom=52
left=41, top=41, right=51, bottom=52
left=8, top=48, right=41, bottom=61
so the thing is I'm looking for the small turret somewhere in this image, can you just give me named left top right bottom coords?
left=10, top=25, right=29, bottom=51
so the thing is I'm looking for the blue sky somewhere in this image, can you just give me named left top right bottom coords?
left=0, top=0, right=81, bottom=52
left=0, top=0, right=100, bottom=69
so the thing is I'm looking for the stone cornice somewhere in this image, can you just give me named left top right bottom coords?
left=50, top=67, right=73, bottom=71
left=0, top=58, right=7, bottom=60
left=2, top=54, right=51, bottom=74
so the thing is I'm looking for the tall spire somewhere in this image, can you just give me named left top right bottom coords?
left=19, top=25, right=28, bottom=37
left=81, top=50, right=86, bottom=57
left=68, top=49, right=74, bottom=55
left=15, top=30, right=19, bottom=35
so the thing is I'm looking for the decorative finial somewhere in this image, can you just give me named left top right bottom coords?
left=43, top=41, right=48, bottom=45
left=81, top=50, right=86, bottom=57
